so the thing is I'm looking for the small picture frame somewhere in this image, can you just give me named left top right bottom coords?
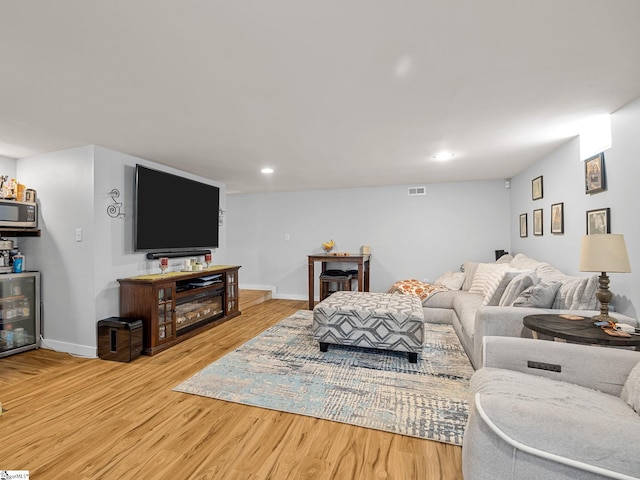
left=532, top=176, right=543, bottom=200
left=551, top=203, right=564, bottom=234
left=533, top=209, right=543, bottom=236
left=519, top=213, right=528, bottom=238
left=585, top=153, right=606, bottom=194
left=586, top=207, right=610, bottom=234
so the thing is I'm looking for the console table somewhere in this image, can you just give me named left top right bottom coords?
left=523, top=314, right=640, bottom=348
left=118, top=265, right=240, bottom=355
left=307, top=254, right=370, bottom=309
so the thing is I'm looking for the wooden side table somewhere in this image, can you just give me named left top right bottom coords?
left=523, top=314, right=640, bottom=348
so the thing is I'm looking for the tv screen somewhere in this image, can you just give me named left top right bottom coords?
left=135, top=165, right=220, bottom=252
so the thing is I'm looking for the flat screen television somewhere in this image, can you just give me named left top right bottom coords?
left=134, top=164, right=220, bottom=252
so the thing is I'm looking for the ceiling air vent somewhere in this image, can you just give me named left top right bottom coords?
left=408, top=186, right=426, bottom=196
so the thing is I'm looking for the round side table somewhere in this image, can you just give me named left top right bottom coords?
left=523, top=314, right=640, bottom=348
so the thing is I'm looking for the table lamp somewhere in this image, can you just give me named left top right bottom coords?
left=579, top=234, right=631, bottom=321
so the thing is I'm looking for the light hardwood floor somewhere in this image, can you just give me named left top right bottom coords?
left=0, top=299, right=463, bottom=479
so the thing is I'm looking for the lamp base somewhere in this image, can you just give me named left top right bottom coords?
left=590, top=313, right=612, bottom=323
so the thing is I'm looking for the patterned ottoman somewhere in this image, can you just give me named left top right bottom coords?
left=312, top=291, right=425, bottom=362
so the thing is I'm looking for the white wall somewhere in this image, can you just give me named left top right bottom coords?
left=227, top=181, right=511, bottom=299
left=17, top=145, right=226, bottom=356
left=509, top=97, right=640, bottom=318
left=0, top=155, right=17, bottom=177
left=17, top=146, right=97, bottom=356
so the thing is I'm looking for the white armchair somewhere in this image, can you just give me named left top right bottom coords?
left=462, top=336, right=640, bottom=479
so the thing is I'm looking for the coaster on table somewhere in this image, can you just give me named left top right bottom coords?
left=559, top=314, right=584, bottom=321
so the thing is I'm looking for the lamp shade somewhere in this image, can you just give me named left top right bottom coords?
left=579, top=234, right=631, bottom=273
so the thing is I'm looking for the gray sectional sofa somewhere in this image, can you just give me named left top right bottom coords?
left=422, top=253, right=638, bottom=369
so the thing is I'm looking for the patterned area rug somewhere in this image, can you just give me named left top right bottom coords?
left=173, top=310, right=474, bottom=445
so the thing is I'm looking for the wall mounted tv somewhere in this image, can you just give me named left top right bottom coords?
left=134, top=164, right=220, bottom=252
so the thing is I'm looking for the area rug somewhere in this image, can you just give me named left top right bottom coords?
left=173, top=310, right=474, bottom=445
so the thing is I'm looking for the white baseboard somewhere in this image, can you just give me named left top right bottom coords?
left=240, top=284, right=277, bottom=294
left=40, top=337, right=97, bottom=359
left=272, top=292, right=309, bottom=301
left=239, top=284, right=314, bottom=302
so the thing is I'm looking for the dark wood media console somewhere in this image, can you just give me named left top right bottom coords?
left=118, top=265, right=240, bottom=355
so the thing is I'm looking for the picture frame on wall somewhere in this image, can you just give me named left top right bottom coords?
left=532, top=176, right=543, bottom=200
left=585, top=153, right=606, bottom=194
left=533, top=209, right=543, bottom=236
left=519, top=213, right=527, bottom=238
left=551, top=202, right=564, bottom=234
left=586, top=207, right=610, bottom=234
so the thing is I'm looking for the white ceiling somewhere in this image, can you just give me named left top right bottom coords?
left=2, top=1, right=640, bottom=194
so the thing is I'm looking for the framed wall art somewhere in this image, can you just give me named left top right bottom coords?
left=551, top=202, right=564, bottom=234
left=532, top=176, right=543, bottom=200
left=533, top=209, right=543, bottom=236
left=519, top=213, right=528, bottom=238
left=585, top=153, right=606, bottom=194
left=586, top=207, right=610, bottom=234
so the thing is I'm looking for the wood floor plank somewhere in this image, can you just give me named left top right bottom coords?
left=0, top=299, right=463, bottom=479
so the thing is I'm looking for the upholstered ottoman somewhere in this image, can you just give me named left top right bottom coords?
left=312, top=291, right=425, bottom=362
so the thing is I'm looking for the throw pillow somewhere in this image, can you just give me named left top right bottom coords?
left=509, top=253, right=542, bottom=271
left=553, top=275, right=598, bottom=310
left=498, top=272, right=537, bottom=306
left=469, top=263, right=510, bottom=296
left=483, top=269, right=522, bottom=306
left=512, top=281, right=561, bottom=308
left=434, top=271, right=465, bottom=290
left=621, top=361, right=640, bottom=415
left=461, top=261, right=479, bottom=291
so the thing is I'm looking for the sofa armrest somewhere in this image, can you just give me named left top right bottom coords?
left=472, top=306, right=638, bottom=368
left=482, top=335, right=640, bottom=396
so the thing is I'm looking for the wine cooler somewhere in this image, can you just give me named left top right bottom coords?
left=0, top=271, right=40, bottom=358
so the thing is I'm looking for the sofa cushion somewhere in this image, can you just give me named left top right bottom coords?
left=453, top=292, right=484, bottom=339
left=434, top=271, right=465, bottom=290
left=423, top=290, right=459, bottom=309
left=512, top=281, right=561, bottom=308
left=471, top=367, right=640, bottom=478
left=498, top=272, right=537, bottom=306
left=469, top=263, right=510, bottom=296
left=621, top=360, right=640, bottom=414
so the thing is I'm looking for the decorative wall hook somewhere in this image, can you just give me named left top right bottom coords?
left=107, top=189, right=125, bottom=218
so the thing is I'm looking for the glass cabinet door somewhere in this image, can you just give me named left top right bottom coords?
left=156, top=285, right=175, bottom=344
left=225, top=269, right=239, bottom=315
left=0, top=272, right=40, bottom=358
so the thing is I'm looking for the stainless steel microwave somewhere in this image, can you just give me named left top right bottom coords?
left=0, top=199, right=38, bottom=228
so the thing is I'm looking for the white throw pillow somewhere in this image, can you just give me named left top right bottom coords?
left=434, top=271, right=465, bottom=290
left=483, top=269, right=523, bottom=306
left=621, top=361, right=640, bottom=414
left=469, top=263, right=510, bottom=297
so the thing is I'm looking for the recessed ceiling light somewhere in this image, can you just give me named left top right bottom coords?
left=261, top=167, right=274, bottom=174
left=433, top=151, right=455, bottom=161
